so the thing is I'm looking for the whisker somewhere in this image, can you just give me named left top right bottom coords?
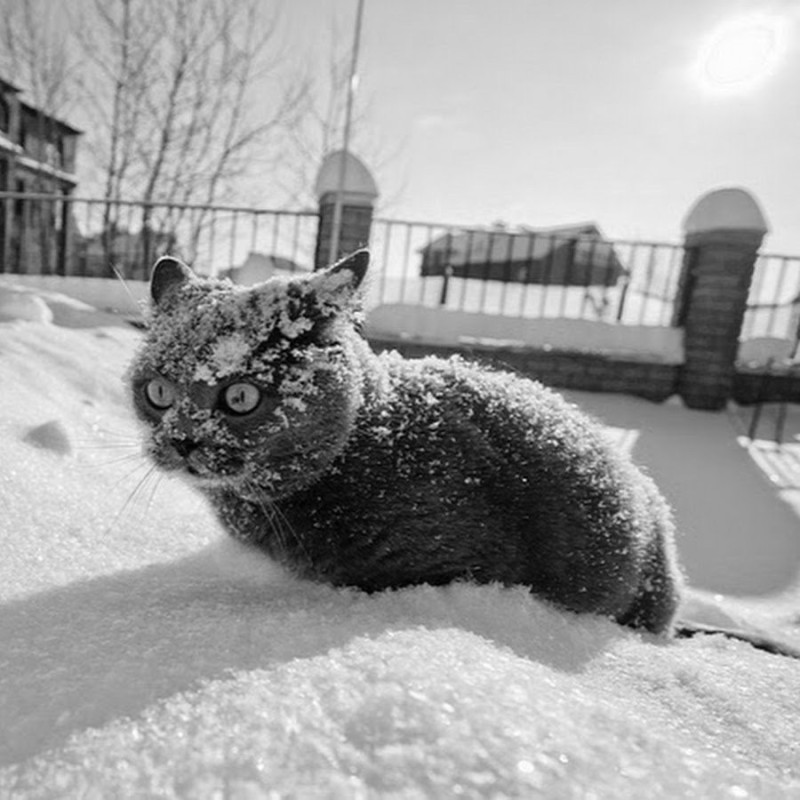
left=142, top=471, right=164, bottom=516
left=84, top=421, right=140, bottom=438
left=73, top=440, right=141, bottom=456
left=126, top=465, right=159, bottom=506
left=103, top=463, right=159, bottom=536
left=73, top=441, right=140, bottom=460
left=128, top=465, right=165, bottom=512
left=109, top=459, right=152, bottom=492
left=72, top=433, right=142, bottom=459
left=245, top=479, right=287, bottom=556
left=112, top=264, right=147, bottom=324
left=245, top=478, right=310, bottom=566
left=75, top=442, right=141, bottom=450
left=88, top=453, right=146, bottom=469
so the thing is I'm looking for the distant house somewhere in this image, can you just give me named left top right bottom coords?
left=220, top=251, right=308, bottom=285
left=79, top=226, right=178, bottom=280
left=0, top=77, right=82, bottom=273
left=420, top=223, right=626, bottom=286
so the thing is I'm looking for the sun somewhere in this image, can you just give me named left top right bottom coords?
left=695, top=14, right=787, bottom=94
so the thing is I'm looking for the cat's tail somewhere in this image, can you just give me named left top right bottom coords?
left=674, top=620, right=800, bottom=660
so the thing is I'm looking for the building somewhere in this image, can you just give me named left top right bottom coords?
left=0, top=77, right=82, bottom=273
left=79, top=226, right=179, bottom=280
left=220, top=251, right=308, bottom=285
left=420, top=223, right=626, bottom=286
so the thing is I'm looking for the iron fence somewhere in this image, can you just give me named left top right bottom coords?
left=365, top=217, right=684, bottom=326
left=12, top=192, right=778, bottom=335
left=741, top=252, right=800, bottom=344
left=0, top=192, right=319, bottom=280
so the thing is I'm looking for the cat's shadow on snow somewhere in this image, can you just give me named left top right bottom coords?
left=0, top=538, right=627, bottom=766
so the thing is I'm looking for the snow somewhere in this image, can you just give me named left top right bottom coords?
left=1, top=279, right=799, bottom=798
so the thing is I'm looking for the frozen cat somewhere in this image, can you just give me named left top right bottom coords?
left=129, top=249, right=684, bottom=635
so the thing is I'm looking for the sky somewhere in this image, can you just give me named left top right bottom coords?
left=284, top=0, right=800, bottom=254
left=1, top=280, right=799, bottom=791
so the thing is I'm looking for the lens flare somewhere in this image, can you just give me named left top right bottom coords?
left=695, top=14, right=787, bottom=94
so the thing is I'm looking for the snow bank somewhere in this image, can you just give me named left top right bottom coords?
left=1, top=286, right=799, bottom=798
left=4, top=578, right=799, bottom=798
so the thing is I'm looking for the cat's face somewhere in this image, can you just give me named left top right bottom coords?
left=129, top=250, right=370, bottom=500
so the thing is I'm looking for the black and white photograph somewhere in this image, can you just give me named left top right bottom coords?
left=1, top=1, right=799, bottom=797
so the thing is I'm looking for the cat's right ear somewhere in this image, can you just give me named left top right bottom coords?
left=150, top=256, right=195, bottom=307
left=307, top=249, right=370, bottom=308
left=325, top=248, right=370, bottom=289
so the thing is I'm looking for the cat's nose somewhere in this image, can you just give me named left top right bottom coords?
left=170, top=438, right=198, bottom=458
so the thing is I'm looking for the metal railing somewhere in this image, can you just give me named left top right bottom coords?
left=741, top=252, right=800, bottom=344
left=365, top=217, right=684, bottom=326
left=0, top=192, right=319, bottom=280
left=6, top=192, right=798, bottom=336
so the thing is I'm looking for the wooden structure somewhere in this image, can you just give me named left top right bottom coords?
left=0, top=77, right=82, bottom=273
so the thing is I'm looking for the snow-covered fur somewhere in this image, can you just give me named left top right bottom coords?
left=129, top=250, right=684, bottom=635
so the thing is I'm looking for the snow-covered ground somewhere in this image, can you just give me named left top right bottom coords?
left=1, top=279, right=799, bottom=798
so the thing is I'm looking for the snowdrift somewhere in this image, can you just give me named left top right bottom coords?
left=0, top=281, right=799, bottom=798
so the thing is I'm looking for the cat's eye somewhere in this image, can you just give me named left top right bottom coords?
left=144, top=378, right=176, bottom=410
left=222, top=382, right=261, bottom=415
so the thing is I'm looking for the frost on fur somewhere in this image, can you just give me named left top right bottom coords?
left=129, top=248, right=684, bottom=636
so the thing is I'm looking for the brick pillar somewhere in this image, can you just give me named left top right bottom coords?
left=675, top=188, right=768, bottom=410
left=313, top=150, right=378, bottom=270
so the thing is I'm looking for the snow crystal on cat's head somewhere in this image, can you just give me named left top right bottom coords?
left=193, top=364, right=216, bottom=384
left=277, top=312, right=314, bottom=341
left=283, top=397, right=308, bottom=413
left=206, top=335, right=251, bottom=380
left=246, top=281, right=284, bottom=319
left=134, top=263, right=370, bottom=398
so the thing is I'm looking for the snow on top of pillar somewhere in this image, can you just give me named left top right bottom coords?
left=315, top=150, right=378, bottom=206
left=683, top=187, right=769, bottom=235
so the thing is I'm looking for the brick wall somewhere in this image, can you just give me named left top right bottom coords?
left=676, top=230, right=763, bottom=410
left=318, top=179, right=783, bottom=410
left=733, top=367, right=800, bottom=405
left=367, top=338, right=800, bottom=408
left=368, top=337, right=679, bottom=402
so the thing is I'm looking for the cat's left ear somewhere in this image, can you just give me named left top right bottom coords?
left=150, top=256, right=196, bottom=307
left=308, top=249, right=369, bottom=307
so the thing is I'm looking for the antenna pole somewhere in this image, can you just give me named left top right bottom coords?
left=329, top=0, right=366, bottom=263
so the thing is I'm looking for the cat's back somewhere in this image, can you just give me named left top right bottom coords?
left=289, top=351, right=677, bottom=619
left=366, top=351, right=617, bottom=472
left=340, top=350, right=650, bottom=546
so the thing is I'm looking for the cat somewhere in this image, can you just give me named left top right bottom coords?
left=129, top=248, right=685, bottom=637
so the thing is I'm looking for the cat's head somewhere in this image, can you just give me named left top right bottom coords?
left=129, top=249, right=371, bottom=500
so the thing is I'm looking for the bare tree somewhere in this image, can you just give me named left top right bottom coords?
left=71, top=0, right=310, bottom=267
left=0, top=0, right=77, bottom=188
left=278, top=16, right=403, bottom=214
left=0, top=0, right=75, bottom=129
left=0, top=0, right=79, bottom=273
left=277, top=24, right=351, bottom=209
left=1, top=0, right=397, bottom=274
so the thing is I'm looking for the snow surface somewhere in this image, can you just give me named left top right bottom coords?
left=1, top=280, right=799, bottom=798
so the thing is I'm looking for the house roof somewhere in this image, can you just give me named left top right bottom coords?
left=220, top=252, right=308, bottom=285
left=0, top=77, right=23, bottom=95
left=0, top=131, right=24, bottom=156
left=421, top=223, right=615, bottom=266
left=519, top=222, right=600, bottom=236
left=1, top=73, right=83, bottom=135
left=19, top=101, right=83, bottom=136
